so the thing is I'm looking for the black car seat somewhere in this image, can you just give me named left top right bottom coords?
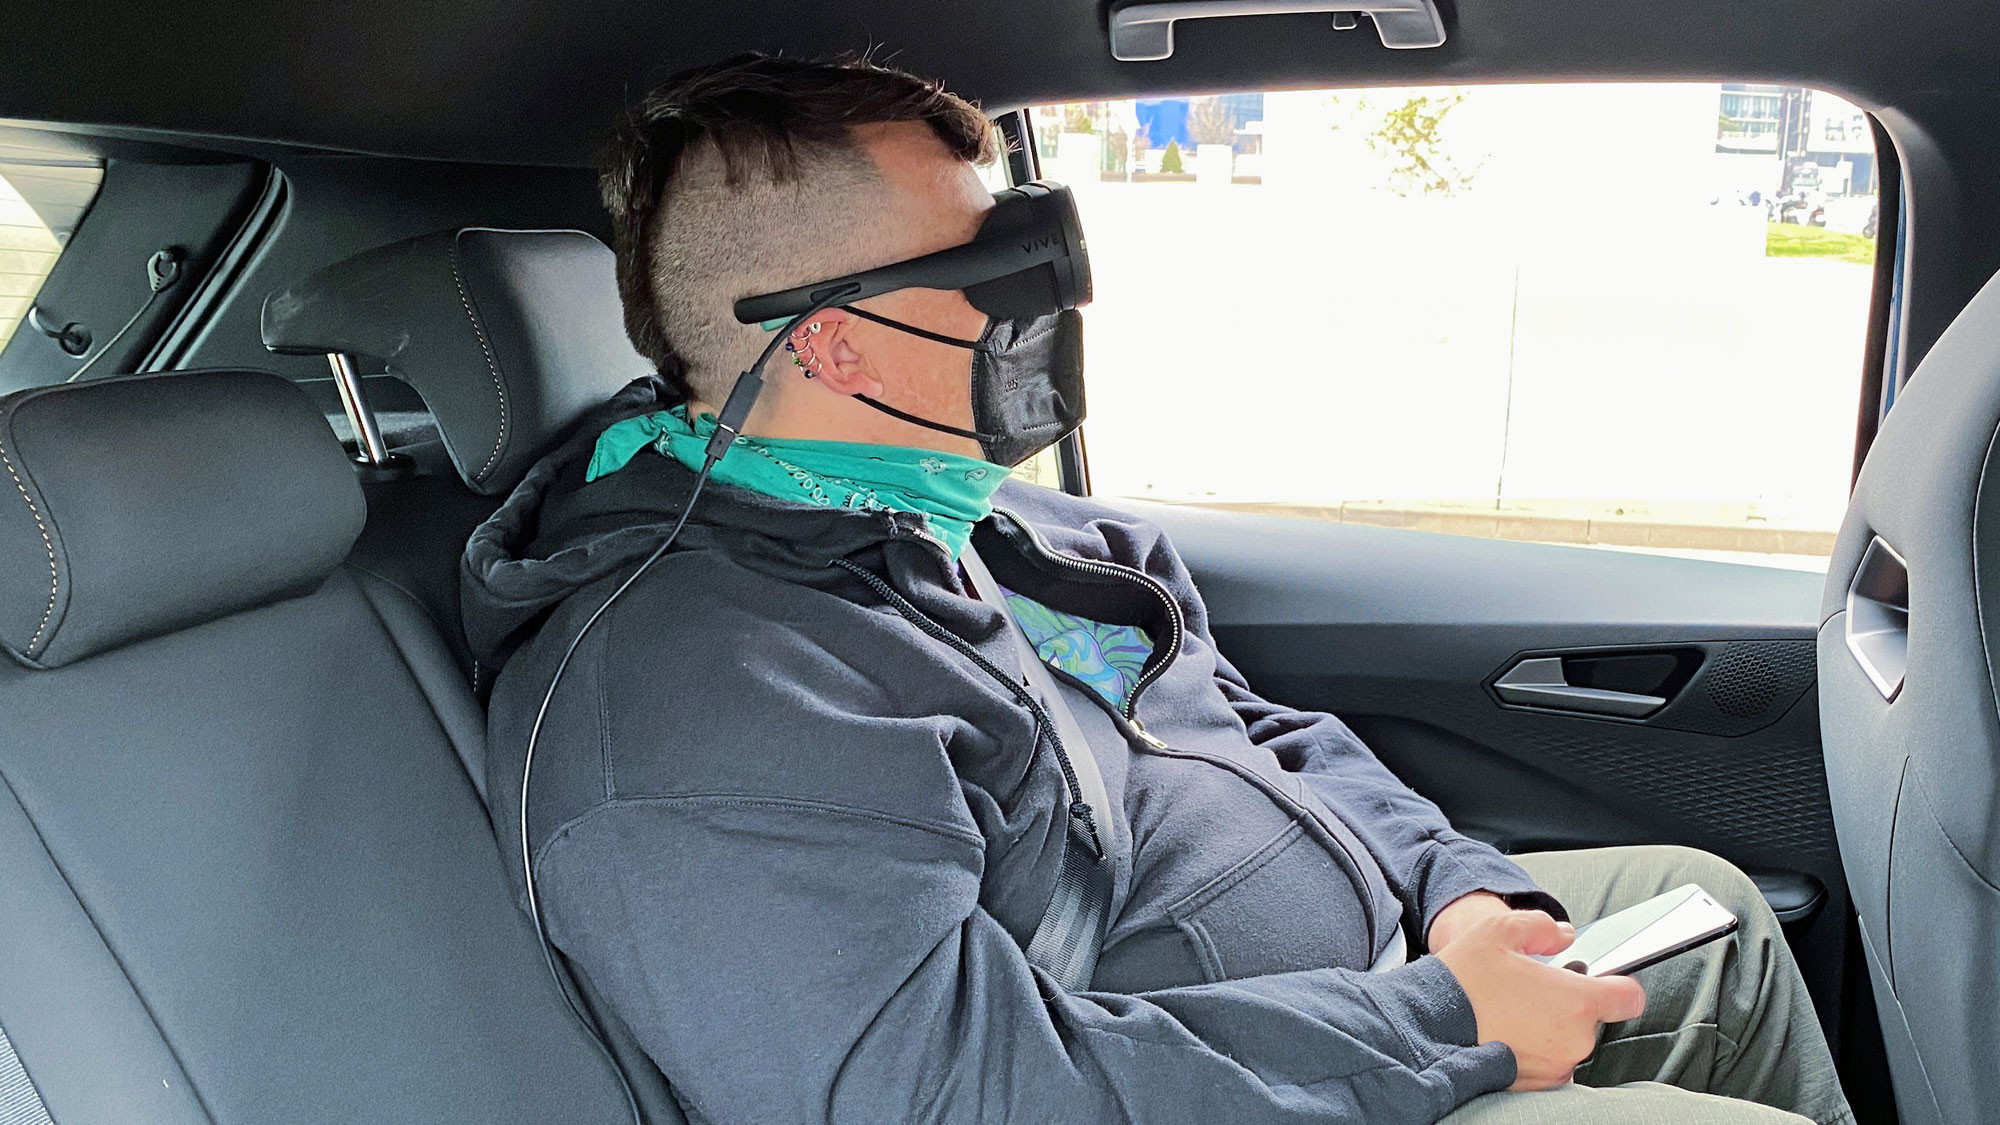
left=257, top=226, right=686, bottom=1119
left=1819, top=267, right=2000, bottom=1125
left=0, top=368, right=645, bottom=1122
left=261, top=227, right=654, bottom=685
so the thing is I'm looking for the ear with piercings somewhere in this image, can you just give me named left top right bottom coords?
left=783, top=321, right=825, bottom=376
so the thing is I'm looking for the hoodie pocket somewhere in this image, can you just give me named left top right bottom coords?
left=1167, top=821, right=1374, bottom=982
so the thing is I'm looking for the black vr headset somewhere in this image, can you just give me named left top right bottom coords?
left=732, top=180, right=1092, bottom=326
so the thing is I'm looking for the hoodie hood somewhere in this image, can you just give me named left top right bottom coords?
left=460, top=376, right=955, bottom=670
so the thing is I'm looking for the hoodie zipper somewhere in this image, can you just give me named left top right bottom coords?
left=853, top=507, right=1386, bottom=949
left=1038, top=657, right=1384, bottom=945
left=989, top=507, right=1382, bottom=944
left=989, top=507, right=1182, bottom=720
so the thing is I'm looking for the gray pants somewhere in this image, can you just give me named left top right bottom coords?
left=1439, top=845, right=1854, bottom=1125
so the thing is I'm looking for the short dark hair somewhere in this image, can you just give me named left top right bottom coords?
left=600, top=53, right=997, bottom=401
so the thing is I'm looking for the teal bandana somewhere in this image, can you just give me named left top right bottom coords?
left=586, top=406, right=1010, bottom=559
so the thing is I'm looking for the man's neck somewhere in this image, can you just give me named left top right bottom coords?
left=685, top=389, right=983, bottom=460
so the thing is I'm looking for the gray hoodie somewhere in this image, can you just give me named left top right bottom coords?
left=462, top=379, right=1561, bottom=1124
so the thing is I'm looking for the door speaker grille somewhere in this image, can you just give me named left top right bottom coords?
left=1651, top=639, right=1817, bottom=736
left=1706, top=644, right=1801, bottom=718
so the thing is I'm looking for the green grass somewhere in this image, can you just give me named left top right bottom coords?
left=1766, top=222, right=1875, bottom=265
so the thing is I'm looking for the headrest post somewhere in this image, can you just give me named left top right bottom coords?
left=262, top=229, right=655, bottom=495
left=326, top=351, right=391, bottom=466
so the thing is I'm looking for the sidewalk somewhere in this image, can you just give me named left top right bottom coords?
left=1168, top=498, right=1838, bottom=557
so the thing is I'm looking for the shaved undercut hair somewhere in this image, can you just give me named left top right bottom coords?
left=600, top=53, right=997, bottom=403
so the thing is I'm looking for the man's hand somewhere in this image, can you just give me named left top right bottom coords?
left=1434, top=910, right=1647, bottom=1091
left=1426, top=891, right=1516, bottom=953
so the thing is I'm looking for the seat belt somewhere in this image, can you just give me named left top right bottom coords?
left=962, top=549, right=1406, bottom=980
left=961, top=547, right=1115, bottom=991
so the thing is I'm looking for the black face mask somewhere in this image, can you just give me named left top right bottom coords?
left=839, top=307, right=1085, bottom=468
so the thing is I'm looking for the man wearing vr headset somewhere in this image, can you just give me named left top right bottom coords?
left=463, top=54, right=1849, bottom=1125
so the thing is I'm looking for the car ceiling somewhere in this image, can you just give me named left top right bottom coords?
left=1, top=0, right=1995, bottom=168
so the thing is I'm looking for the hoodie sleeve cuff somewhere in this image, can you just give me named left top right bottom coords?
left=1416, top=839, right=1569, bottom=943
left=1352, top=955, right=1518, bottom=1111
left=1371, top=953, right=1481, bottom=1054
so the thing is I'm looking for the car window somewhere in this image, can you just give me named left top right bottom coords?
left=976, top=123, right=1013, bottom=192
left=1032, top=84, right=1881, bottom=570
left=0, top=154, right=104, bottom=352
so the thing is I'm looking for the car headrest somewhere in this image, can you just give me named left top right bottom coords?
left=260, top=228, right=655, bottom=496
left=0, top=369, right=366, bottom=669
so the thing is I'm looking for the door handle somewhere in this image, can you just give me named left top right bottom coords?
left=1493, top=657, right=1666, bottom=718
left=1108, top=0, right=1446, bottom=60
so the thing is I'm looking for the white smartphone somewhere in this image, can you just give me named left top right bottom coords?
left=1531, top=883, right=1739, bottom=977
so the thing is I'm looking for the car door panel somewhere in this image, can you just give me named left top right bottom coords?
left=1120, top=498, right=1848, bottom=1042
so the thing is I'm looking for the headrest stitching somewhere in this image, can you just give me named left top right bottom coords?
left=447, top=237, right=510, bottom=483
left=0, top=434, right=58, bottom=658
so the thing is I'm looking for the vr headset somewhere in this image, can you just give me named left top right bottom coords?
left=733, top=180, right=1092, bottom=325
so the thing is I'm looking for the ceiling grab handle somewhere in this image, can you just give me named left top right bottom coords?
left=1108, top=0, right=1445, bottom=60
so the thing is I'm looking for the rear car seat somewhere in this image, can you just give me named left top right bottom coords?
left=260, top=226, right=654, bottom=687
left=253, top=227, right=693, bottom=1121
left=0, top=368, right=645, bottom=1122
